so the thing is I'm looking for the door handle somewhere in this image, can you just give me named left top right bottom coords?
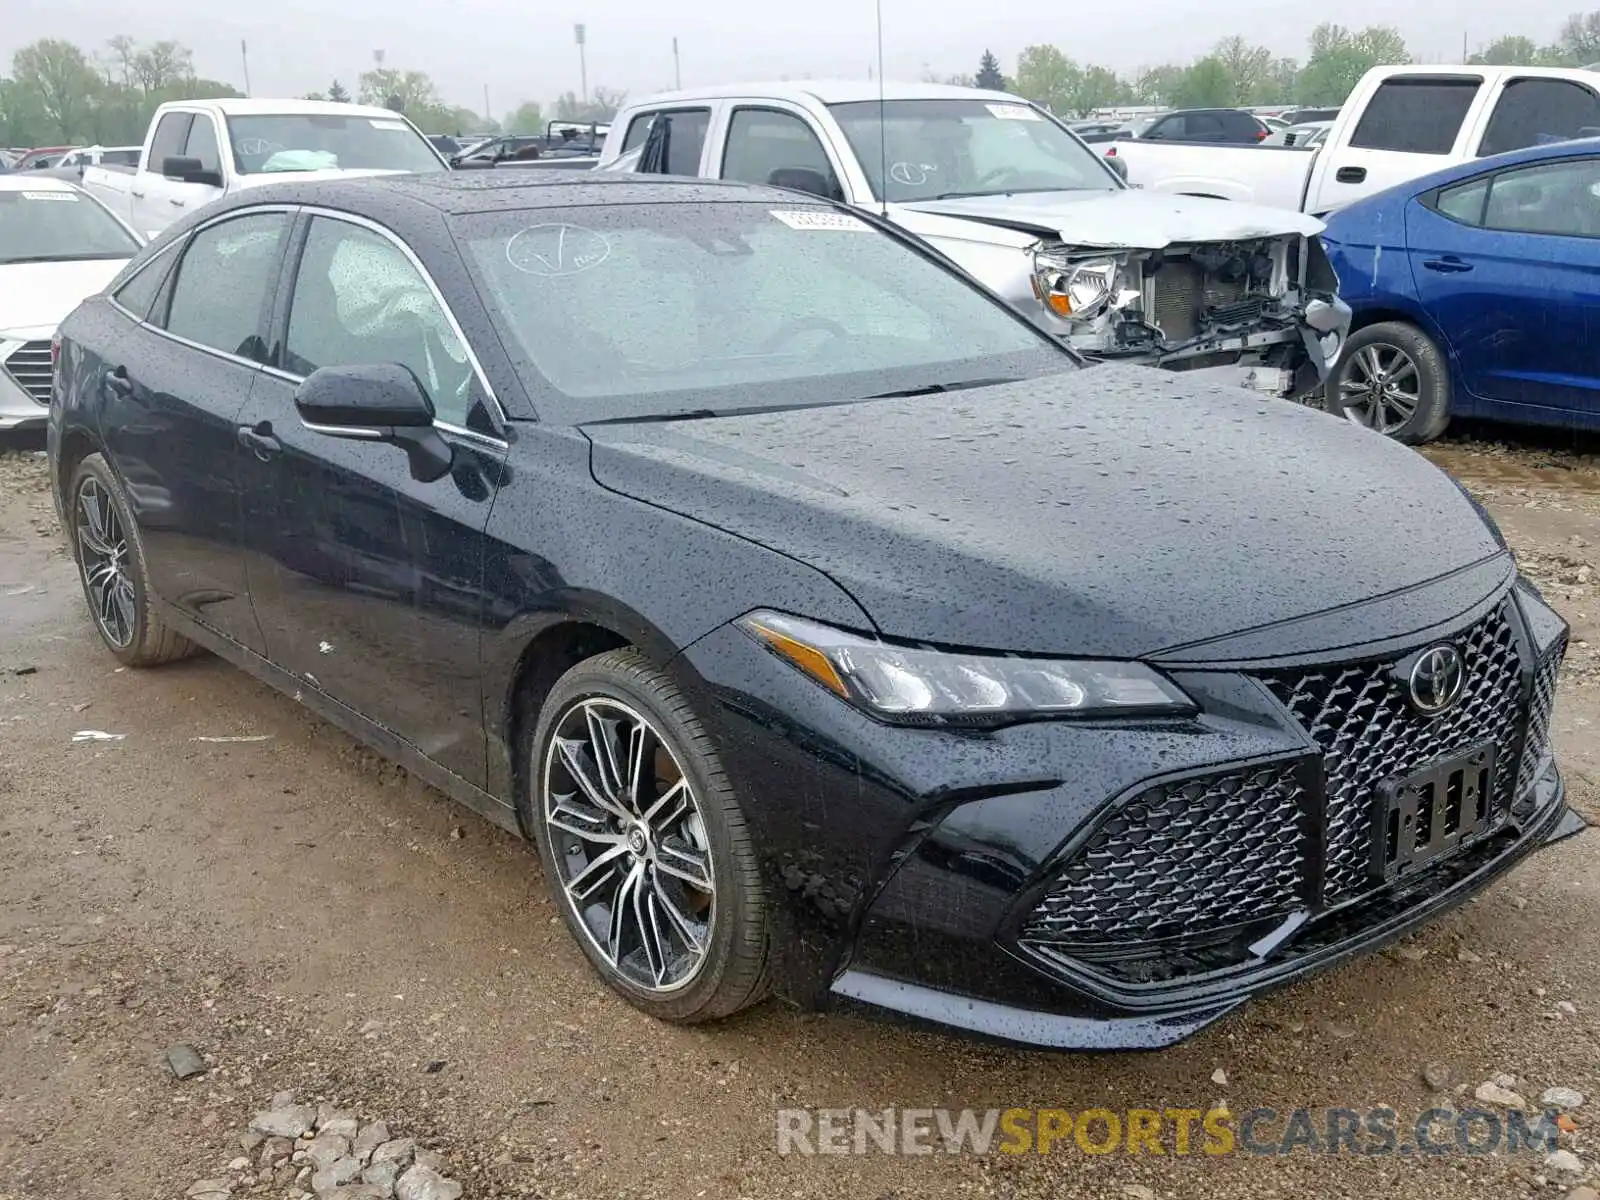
left=130, top=188, right=146, bottom=198
left=168, top=197, right=187, bottom=208
left=236, top=422, right=282, bottom=461
left=1422, top=256, right=1474, bottom=274
left=1335, top=166, right=1367, bottom=183
left=104, top=367, right=134, bottom=396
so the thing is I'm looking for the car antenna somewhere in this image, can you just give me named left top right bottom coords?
left=875, top=0, right=888, bottom=218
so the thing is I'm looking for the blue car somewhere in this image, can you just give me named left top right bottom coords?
left=1322, top=137, right=1600, bottom=443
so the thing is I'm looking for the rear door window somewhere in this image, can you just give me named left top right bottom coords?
left=1481, top=157, right=1600, bottom=237
left=1478, top=78, right=1600, bottom=157
left=624, top=108, right=711, bottom=175
left=1348, top=77, right=1482, bottom=154
left=160, top=212, right=288, bottom=359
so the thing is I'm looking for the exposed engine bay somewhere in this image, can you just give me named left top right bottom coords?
left=1029, top=233, right=1349, bottom=397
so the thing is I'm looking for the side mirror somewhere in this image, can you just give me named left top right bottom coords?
left=1106, top=155, right=1128, bottom=182
left=767, top=167, right=838, bottom=200
left=294, top=363, right=454, bottom=483
left=161, top=155, right=223, bottom=187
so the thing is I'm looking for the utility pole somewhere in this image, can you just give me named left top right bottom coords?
left=575, top=24, right=588, bottom=105
left=240, top=39, right=252, bottom=96
left=1462, top=30, right=1468, bottom=61
left=483, top=83, right=491, bottom=127
left=673, top=37, right=681, bottom=89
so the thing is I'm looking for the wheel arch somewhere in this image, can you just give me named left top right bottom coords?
left=487, top=594, right=701, bottom=833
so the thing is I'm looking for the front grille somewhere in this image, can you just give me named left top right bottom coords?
left=1021, top=761, right=1307, bottom=944
left=1262, top=605, right=1524, bottom=905
left=1146, top=260, right=1250, bottom=342
left=3, top=341, right=52, bottom=405
left=1513, top=633, right=1567, bottom=817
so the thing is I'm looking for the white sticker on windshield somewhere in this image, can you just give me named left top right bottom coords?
left=368, top=118, right=409, bottom=131
left=21, top=190, right=78, bottom=201
left=769, top=210, right=869, bottom=232
left=985, top=103, right=1041, bottom=121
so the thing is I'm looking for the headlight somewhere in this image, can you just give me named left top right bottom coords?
left=1030, top=252, right=1121, bottom=322
left=738, top=611, right=1194, bottom=725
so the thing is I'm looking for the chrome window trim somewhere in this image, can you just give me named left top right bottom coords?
left=105, top=240, right=184, bottom=322
left=115, top=202, right=511, bottom=447
left=293, top=205, right=509, bottom=435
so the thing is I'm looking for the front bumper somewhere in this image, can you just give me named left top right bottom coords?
left=678, top=581, right=1578, bottom=1049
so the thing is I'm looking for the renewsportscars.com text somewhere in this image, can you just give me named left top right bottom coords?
left=776, top=1106, right=1562, bottom=1157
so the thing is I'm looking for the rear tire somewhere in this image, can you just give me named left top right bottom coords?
left=522, top=648, right=771, bottom=1023
left=67, top=453, right=196, bottom=667
left=1327, top=322, right=1451, bottom=444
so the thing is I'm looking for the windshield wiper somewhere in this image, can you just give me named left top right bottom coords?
left=862, top=377, right=1020, bottom=399
left=0, top=253, right=131, bottom=264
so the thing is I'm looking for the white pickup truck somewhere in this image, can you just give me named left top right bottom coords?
left=598, top=81, right=1349, bottom=398
left=82, top=98, right=448, bottom=240
left=1110, top=64, right=1600, bottom=215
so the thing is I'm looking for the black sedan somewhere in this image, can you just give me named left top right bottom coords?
left=49, top=173, right=1581, bottom=1048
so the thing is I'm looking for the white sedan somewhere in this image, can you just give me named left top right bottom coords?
left=1, top=175, right=141, bottom=439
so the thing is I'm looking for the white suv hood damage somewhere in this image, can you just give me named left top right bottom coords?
left=899, top=188, right=1325, bottom=247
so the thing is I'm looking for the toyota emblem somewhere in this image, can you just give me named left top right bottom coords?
left=1407, top=644, right=1467, bottom=715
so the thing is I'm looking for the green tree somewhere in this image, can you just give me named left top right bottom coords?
left=1212, top=36, right=1274, bottom=106
left=976, top=49, right=1005, bottom=91
left=327, top=78, right=350, bottom=103
left=506, top=100, right=545, bottom=133
left=551, top=87, right=626, bottom=123
left=1012, top=44, right=1079, bottom=114
left=1470, top=35, right=1541, bottom=64
left=1297, top=24, right=1409, bottom=106
left=1172, top=57, right=1235, bottom=108
left=1558, top=10, right=1600, bottom=61
left=1132, top=64, right=1186, bottom=105
left=11, top=39, right=103, bottom=140
left=130, top=40, right=193, bottom=95
left=356, top=66, right=451, bottom=129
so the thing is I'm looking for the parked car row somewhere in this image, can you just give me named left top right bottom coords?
left=40, top=165, right=1579, bottom=1048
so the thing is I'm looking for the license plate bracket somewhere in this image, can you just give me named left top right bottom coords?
left=1371, top=743, right=1495, bottom=884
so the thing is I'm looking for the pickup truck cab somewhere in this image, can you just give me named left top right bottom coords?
left=598, top=81, right=1349, bottom=398
left=82, top=98, right=447, bottom=239
left=1111, top=64, right=1600, bottom=216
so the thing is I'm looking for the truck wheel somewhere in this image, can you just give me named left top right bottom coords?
left=1327, top=322, right=1450, bottom=444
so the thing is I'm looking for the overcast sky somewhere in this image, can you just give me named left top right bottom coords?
left=6, top=0, right=1589, bottom=117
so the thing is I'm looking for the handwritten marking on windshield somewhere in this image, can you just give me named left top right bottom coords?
left=505, top=223, right=613, bottom=276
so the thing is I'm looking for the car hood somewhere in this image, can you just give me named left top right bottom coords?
left=584, top=367, right=1501, bottom=658
left=898, top=189, right=1325, bottom=249
left=0, top=258, right=129, bottom=333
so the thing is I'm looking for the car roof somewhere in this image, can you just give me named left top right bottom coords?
left=0, top=174, right=76, bottom=193
left=625, top=79, right=1019, bottom=108
left=208, top=171, right=836, bottom=217
left=168, top=97, right=409, bottom=121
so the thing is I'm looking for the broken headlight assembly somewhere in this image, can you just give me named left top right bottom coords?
left=1029, top=250, right=1124, bottom=322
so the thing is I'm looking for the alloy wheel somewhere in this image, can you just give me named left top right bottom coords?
left=74, top=477, right=137, bottom=649
left=1337, top=342, right=1421, bottom=435
left=540, top=697, right=716, bottom=993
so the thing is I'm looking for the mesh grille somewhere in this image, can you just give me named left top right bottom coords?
left=1021, top=761, right=1306, bottom=944
left=1262, top=605, right=1524, bottom=905
left=1513, top=634, right=1567, bottom=817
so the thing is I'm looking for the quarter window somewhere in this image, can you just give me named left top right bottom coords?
left=284, top=217, right=483, bottom=429
left=1349, top=77, right=1481, bottom=155
left=161, top=212, right=287, bottom=358
left=1433, top=177, right=1490, bottom=226
left=112, top=248, right=179, bottom=320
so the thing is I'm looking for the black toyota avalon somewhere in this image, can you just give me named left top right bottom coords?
left=49, top=173, right=1580, bottom=1048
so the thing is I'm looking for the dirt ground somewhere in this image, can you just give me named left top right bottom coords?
left=1, top=423, right=1597, bottom=1200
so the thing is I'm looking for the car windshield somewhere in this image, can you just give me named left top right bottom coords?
left=456, top=200, right=1071, bottom=423
left=829, top=99, right=1119, bottom=202
left=0, top=186, right=139, bottom=264
left=226, top=114, right=446, bottom=175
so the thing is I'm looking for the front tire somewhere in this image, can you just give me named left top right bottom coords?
left=1327, top=321, right=1451, bottom=444
left=67, top=453, right=196, bottom=667
left=523, top=649, right=770, bottom=1023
